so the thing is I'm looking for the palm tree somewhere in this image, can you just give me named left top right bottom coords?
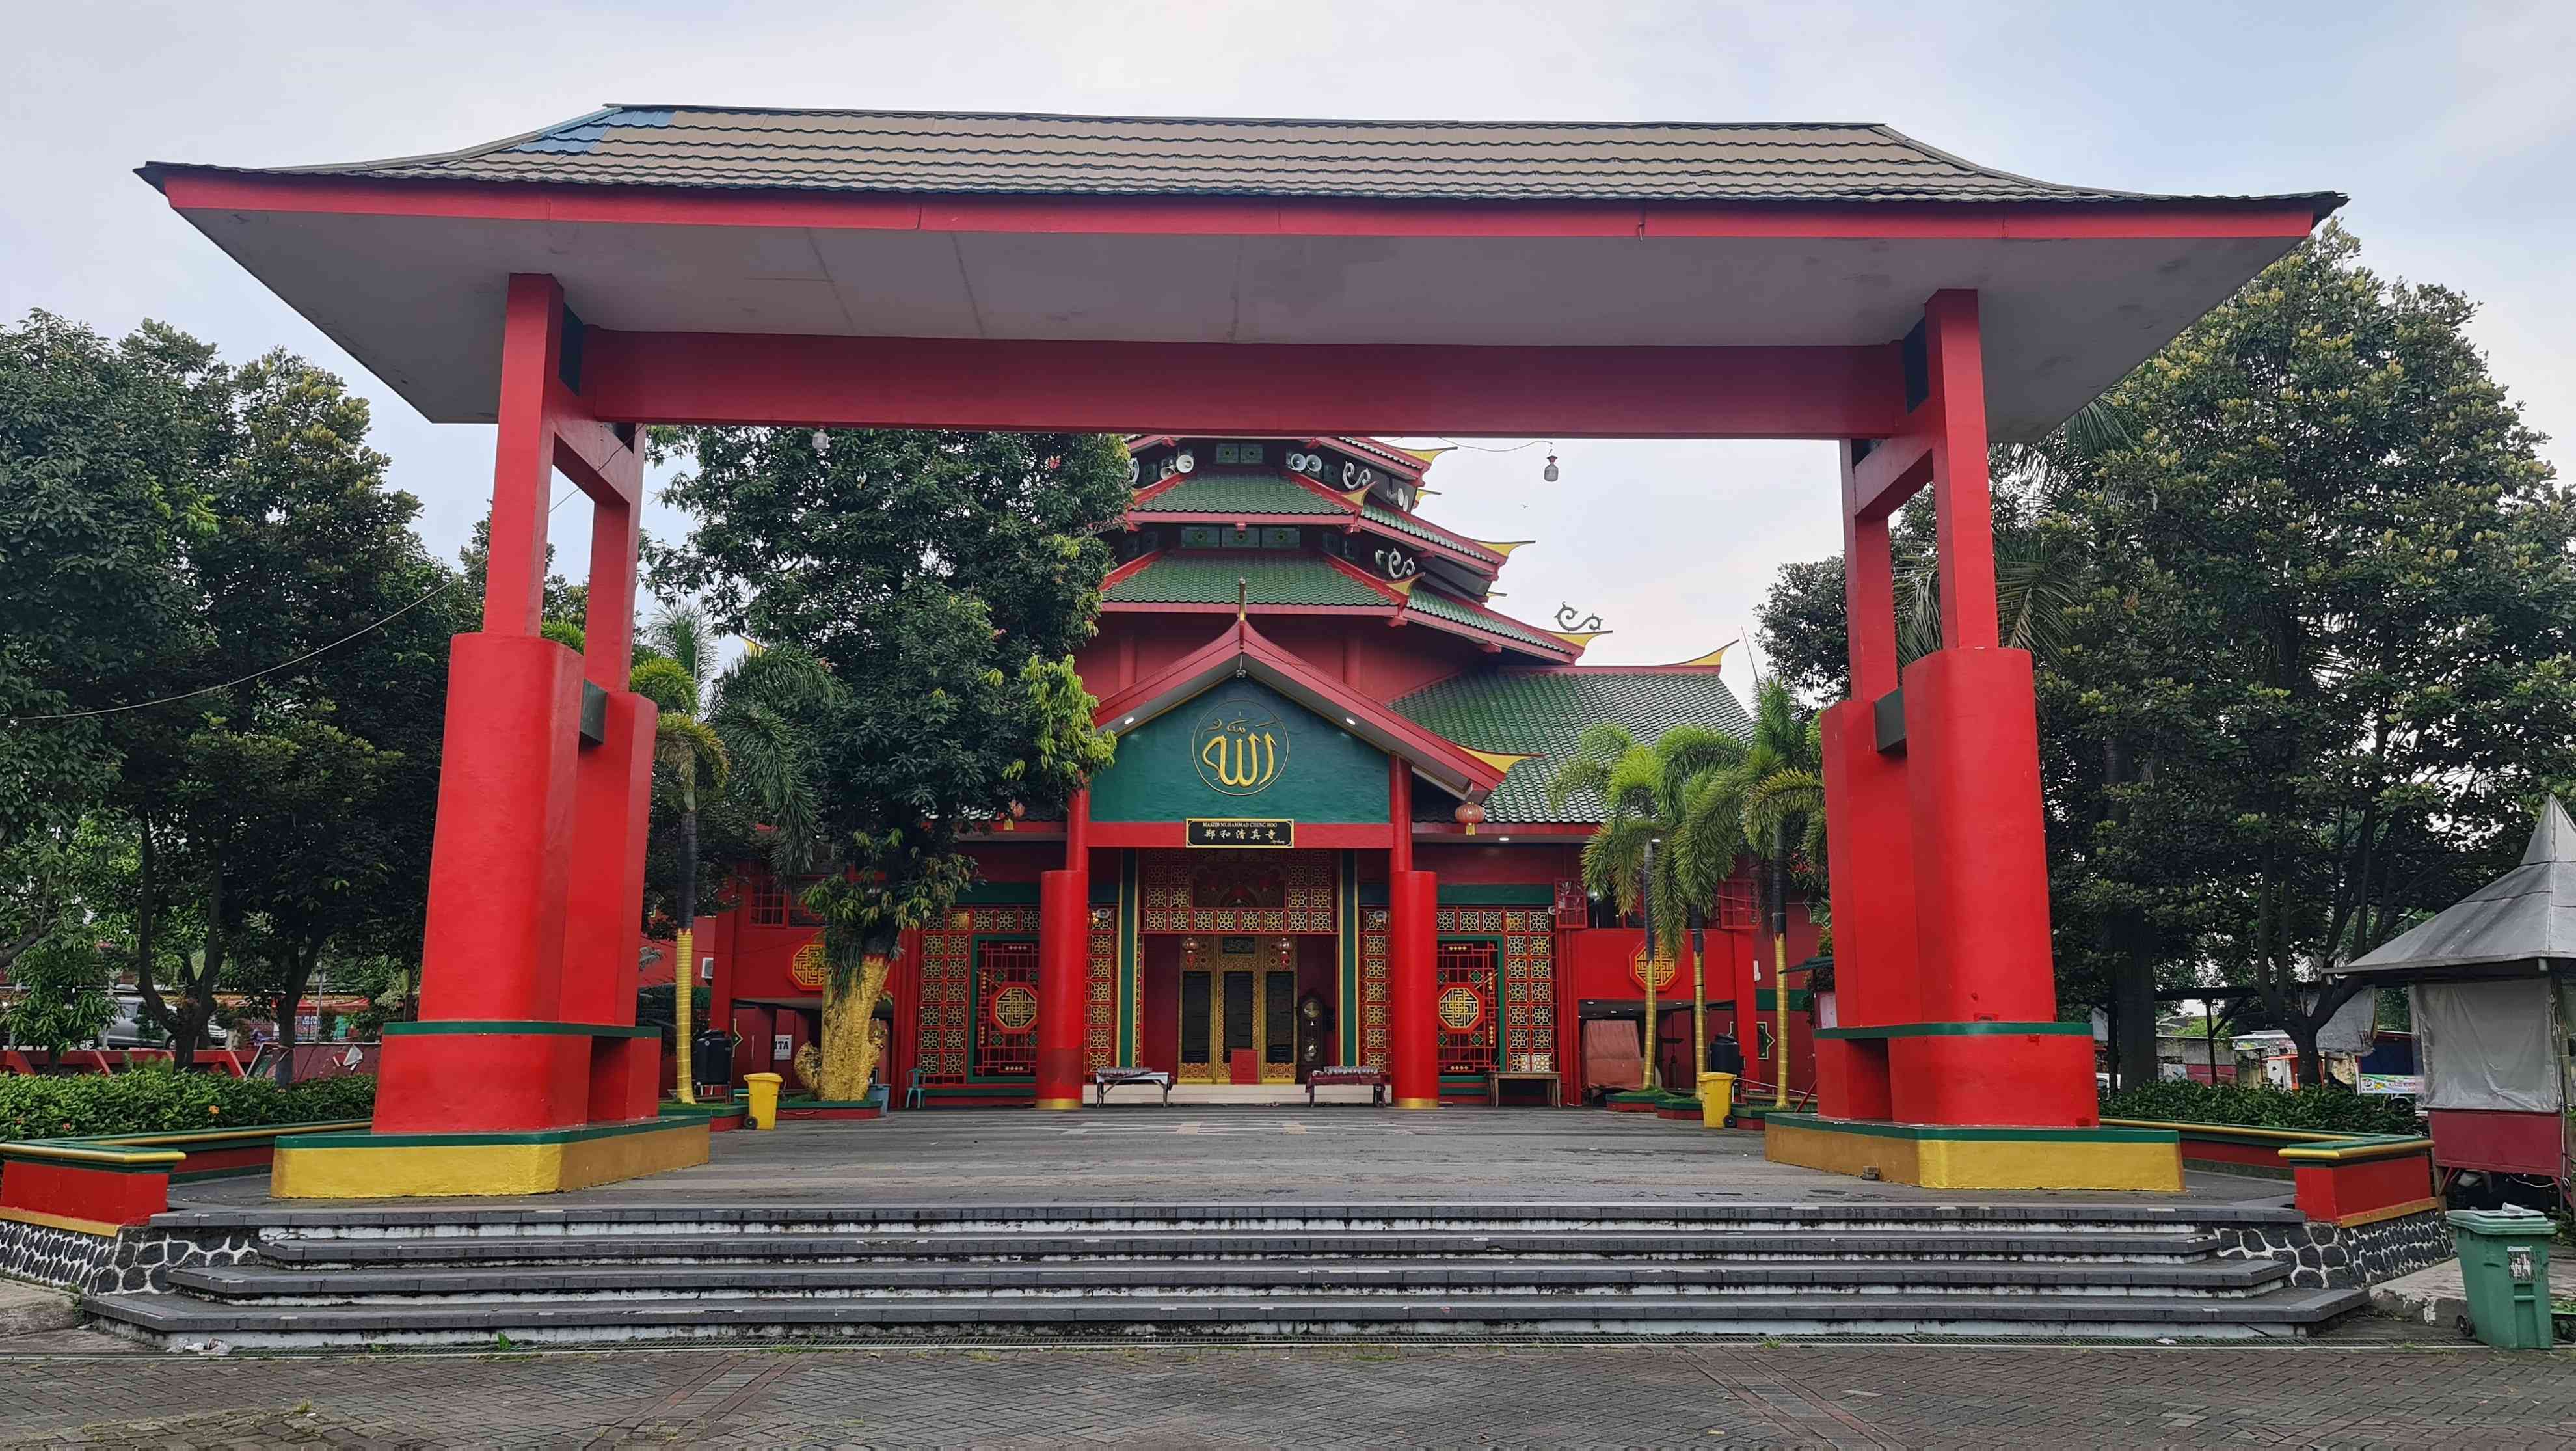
left=631, top=603, right=835, bottom=1104
left=1673, top=677, right=1826, bottom=1107
left=1548, top=722, right=1747, bottom=1095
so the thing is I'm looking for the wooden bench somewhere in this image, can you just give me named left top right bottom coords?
left=1305, top=1066, right=1388, bottom=1106
left=1090, top=1066, right=1173, bottom=1106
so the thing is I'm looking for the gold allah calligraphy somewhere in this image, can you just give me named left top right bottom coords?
left=1192, top=709, right=1287, bottom=796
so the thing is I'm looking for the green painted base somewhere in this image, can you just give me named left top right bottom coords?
left=272, top=1116, right=710, bottom=1199
left=1764, top=1113, right=2182, bottom=1191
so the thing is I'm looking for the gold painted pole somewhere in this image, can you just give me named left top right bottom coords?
left=1773, top=927, right=1790, bottom=1109
left=1687, top=923, right=1706, bottom=1102
left=1640, top=838, right=1659, bottom=1094
left=674, top=925, right=697, bottom=1105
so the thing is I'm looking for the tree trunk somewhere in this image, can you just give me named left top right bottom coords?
left=818, top=953, right=892, bottom=1102
left=2113, top=937, right=2158, bottom=1090
left=271, top=940, right=321, bottom=1086
left=2287, top=1014, right=2324, bottom=1089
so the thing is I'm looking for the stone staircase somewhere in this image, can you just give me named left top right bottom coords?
left=82, top=1202, right=2367, bottom=1348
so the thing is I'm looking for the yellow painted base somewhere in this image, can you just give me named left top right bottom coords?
left=0, top=1205, right=126, bottom=1237
left=1765, top=1118, right=2182, bottom=1192
left=1394, top=1097, right=1440, bottom=1109
left=1032, top=1097, right=1083, bottom=1111
left=271, top=1120, right=710, bottom=1199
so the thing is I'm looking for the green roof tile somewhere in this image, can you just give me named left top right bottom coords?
left=1133, top=472, right=1349, bottom=517
left=1103, top=553, right=1389, bottom=607
left=1403, top=587, right=1560, bottom=652
left=1393, top=670, right=1754, bottom=822
left=1362, top=503, right=1499, bottom=560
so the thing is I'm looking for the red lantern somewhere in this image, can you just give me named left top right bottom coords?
left=1454, top=801, right=1488, bottom=835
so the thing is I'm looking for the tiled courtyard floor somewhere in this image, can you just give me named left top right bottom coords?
left=172, top=1108, right=2288, bottom=1214
left=1, top=1340, right=2571, bottom=1448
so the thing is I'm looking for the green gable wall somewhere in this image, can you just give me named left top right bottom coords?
left=1092, top=679, right=1390, bottom=824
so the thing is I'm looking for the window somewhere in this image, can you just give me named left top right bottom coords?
left=1715, top=880, right=1756, bottom=932
left=1434, top=941, right=1499, bottom=1075
left=787, top=876, right=825, bottom=925
left=973, top=940, right=1040, bottom=1078
left=751, top=878, right=786, bottom=927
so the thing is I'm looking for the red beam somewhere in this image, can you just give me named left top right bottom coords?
left=154, top=170, right=2324, bottom=244
left=1844, top=433, right=1933, bottom=524
left=583, top=331, right=1907, bottom=439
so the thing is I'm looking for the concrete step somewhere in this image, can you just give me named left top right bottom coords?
left=82, top=1284, right=2371, bottom=1348
left=249, top=1228, right=2242, bottom=1267
left=155, top=1200, right=2303, bottom=1241
left=165, top=1256, right=2293, bottom=1304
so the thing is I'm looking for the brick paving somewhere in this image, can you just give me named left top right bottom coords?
left=2, top=1342, right=2572, bottom=1448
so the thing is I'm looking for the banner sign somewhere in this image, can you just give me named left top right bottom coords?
left=1187, top=818, right=1294, bottom=848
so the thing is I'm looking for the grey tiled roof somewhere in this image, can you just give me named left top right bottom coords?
left=203, top=107, right=2339, bottom=207
left=1394, top=669, right=1756, bottom=823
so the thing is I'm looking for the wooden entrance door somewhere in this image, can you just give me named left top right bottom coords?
left=1178, top=936, right=1297, bottom=1084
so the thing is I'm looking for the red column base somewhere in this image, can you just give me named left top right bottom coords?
left=1888, top=1033, right=2097, bottom=1128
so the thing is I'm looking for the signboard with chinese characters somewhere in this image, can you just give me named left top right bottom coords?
left=1187, top=818, right=1294, bottom=848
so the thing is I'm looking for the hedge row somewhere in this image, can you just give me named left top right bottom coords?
left=0, top=1067, right=377, bottom=1140
left=2099, top=1079, right=2419, bottom=1136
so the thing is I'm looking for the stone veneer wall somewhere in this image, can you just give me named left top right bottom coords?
left=0, top=1218, right=259, bottom=1295
left=2217, top=1209, right=2453, bottom=1290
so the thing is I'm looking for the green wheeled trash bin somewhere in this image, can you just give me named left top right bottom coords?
left=2447, top=1207, right=2555, bottom=1349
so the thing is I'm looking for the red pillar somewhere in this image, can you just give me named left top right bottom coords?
left=1386, top=758, right=1437, bottom=1108
left=375, top=274, right=659, bottom=1137
left=1034, top=789, right=1091, bottom=1109
left=1888, top=292, right=2090, bottom=1128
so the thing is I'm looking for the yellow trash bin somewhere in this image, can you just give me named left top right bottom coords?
left=744, top=1072, right=783, bottom=1130
left=1697, top=1072, right=1736, bottom=1128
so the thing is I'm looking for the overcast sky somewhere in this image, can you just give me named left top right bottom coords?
left=8, top=1, right=2570, bottom=681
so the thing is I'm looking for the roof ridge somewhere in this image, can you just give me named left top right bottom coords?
left=600, top=106, right=1908, bottom=132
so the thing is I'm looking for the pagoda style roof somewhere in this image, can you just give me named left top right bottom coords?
left=2335, top=800, right=2576, bottom=981
left=1393, top=666, right=1753, bottom=822
left=1092, top=620, right=1508, bottom=804
left=1130, top=471, right=1352, bottom=518
left=1103, top=553, right=1390, bottom=610
left=1100, top=552, right=1580, bottom=662
left=170, top=107, right=2341, bottom=210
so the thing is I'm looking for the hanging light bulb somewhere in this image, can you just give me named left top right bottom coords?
left=1542, top=447, right=1560, bottom=483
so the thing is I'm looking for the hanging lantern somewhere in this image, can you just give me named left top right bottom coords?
left=1455, top=801, right=1488, bottom=836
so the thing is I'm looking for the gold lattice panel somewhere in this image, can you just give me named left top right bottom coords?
left=1361, top=907, right=1389, bottom=1071
left=1139, top=849, right=1337, bottom=933
left=915, top=904, right=1041, bottom=1080
left=1086, top=912, right=1118, bottom=1070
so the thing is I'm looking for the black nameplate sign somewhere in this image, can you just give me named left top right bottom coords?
left=1186, top=818, right=1294, bottom=848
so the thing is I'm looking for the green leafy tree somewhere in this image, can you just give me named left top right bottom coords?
left=652, top=428, right=1128, bottom=1099
left=1546, top=723, right=1747, bottom=1092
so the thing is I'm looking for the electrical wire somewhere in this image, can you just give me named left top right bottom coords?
left=13, top=488, right=580, bottom=725
left=1432, top=437, right=1553, bottom=454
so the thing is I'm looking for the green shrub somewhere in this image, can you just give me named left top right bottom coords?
left=0, top=1067, right=377, bottom=1139
left=2099, top=1079, right=2419, bottom=1135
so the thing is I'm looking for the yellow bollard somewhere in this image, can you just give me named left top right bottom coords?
left=1697, top=1072, right=1736, bottom=1129
left=744, top=1072, right=783, bottom=1130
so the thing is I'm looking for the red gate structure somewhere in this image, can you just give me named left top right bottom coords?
left=140, top=109, right=2337, bottom=1194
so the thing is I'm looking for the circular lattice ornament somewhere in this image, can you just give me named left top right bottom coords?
left=788, top=941, right=827, bottom=992
left=1436, top=984, right=1485, bottom=1033
left=989, top=983, right=1040, bottom=1033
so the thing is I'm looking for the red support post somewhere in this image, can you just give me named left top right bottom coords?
left=1389, top=868, right=1439, bottom=1109
left=1034, top=789, right=1092, bottom=1110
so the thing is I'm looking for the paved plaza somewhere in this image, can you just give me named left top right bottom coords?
left=0, top=1339, right=2571, bottom=1447
left=175, top=1109, right=2288, bottom=1214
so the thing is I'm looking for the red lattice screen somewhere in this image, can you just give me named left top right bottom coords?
left=973, top=940, right=1041, bottom=1078
left=1434, top=942, right=1499, bottom=1075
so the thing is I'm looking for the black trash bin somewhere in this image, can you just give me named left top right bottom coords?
left=693, top=1029, right=735, bottom=1095
left=1706, top=1033, right=1744, bottom=1076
